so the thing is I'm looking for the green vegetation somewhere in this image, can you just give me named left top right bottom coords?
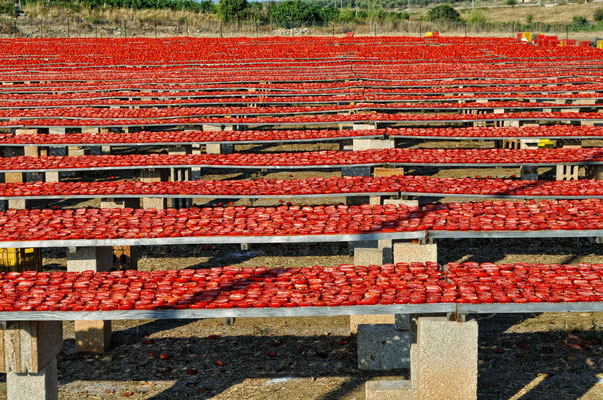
left=24, top=0, right=214, bottom=12
left=427, top=4, right=460, bottom=23
left=465, top=9, right=487, bottom=27
left=217, top=0, right=247, bottom=22
left=0, top=0, right=15, bottom=16
left=594, top=7, right=603, bottom=22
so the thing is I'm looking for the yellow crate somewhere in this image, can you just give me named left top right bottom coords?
left=0, top=248, right=42, bottom=272
left=425, top=32, right=433, bottom=37
left=538, top=139, right=555, bottom=149
left=597, top=41, right=603, bottom=50
left=522, top=32, right=533, bottom=41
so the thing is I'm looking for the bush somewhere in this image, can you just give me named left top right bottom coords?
left=269, top=0, right=318, bottom=28
left=594, top=7, right=603, bottom=22
left=0, top=0, right=15, bottom=17
left=569, top=15, right=589, bottom=31
left=506, top=0, right=517, bottom=7
left=428, top=4, right=460, bottom=23
left=465, top=10, right=487, bottom=27
left=217, top=0, right=248, bottom=22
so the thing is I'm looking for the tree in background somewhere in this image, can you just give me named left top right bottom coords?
left=217, top=0, right=248, bottom=22
left=0, top=0, right=16, bottom=16
left=427, top=4, right=460, bottom=23
left=269, top=0, right=318, bottom=28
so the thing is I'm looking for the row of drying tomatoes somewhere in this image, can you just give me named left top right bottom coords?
left=3, top=111, right=601, bottom=127
left=0, top=101, right=598, bottom=120
left=0, top=93, right=600, bottom=106
left=0, top=101, right=592, bottom=114
left=1, top=148, right=602, bottom=171
left=4, top=82, right=602, bottom=97
left=2, top=125, right=602, bottom=145
left=13, top=101, right=603, bottom=119
left=0, top=175, right=601, bottom=198
left=0, top=200, right=600, bottom=241
left=2, top=75, right=596, bottom=92
left=0, top=262, right=599, bottom=311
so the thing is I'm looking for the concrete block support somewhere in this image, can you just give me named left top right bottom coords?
left=350, top=247, right=392, bottom=333
left=357, top=324, right=410, bottom=370
left=67, top=247, right=112, bottom=353
left=66, top=247, right=113, bottom=272
left=7, top=359, right=58, bottom=400
left=342, top=166, right=371, bottom=177
left=354, top=247, right=383, bottom=266
left=8, top=199, right=26, bottom=210
left=1, top=320, right=62, bottom=400
left=352, top=123, right=377, bottom=130
left=393, top=243, right=438, bottom=264
left=373, top=167, right=404, bottom=177
left=99, top=199, right=139, bottom=271
left=140, top=169, right=168, bottom=209
left=206, top=143, right=234, bottom=154
left=416, top=317, right=478, bottom=400
left=520, top=166, right=538, bottom=180
left=0, top=321, right=63, bottom=373
left=352, top=138, right=394, bottom=151
left=365, top=316, right=478, bottom=400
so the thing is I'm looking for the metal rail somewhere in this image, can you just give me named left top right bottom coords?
left=0, top=302, right=599, bottom=321
left=1, top=229, right=602, bottom=249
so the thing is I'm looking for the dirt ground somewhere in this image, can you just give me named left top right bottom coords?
left=1, top=137, right=602, bottom=399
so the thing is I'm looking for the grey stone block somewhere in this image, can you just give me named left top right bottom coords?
left=47, top=147, right=66, bottom=156
left=383, top=199, right=419, bottom=207
left=357, top=324, right=410, bottom=370
left=7, top=199, right=25, bottom=210
left=417, top=317, right=478, bottom=400
left=365, top=380, right=415, bottom=400
left=342, top=166, right=371, bottom=177
left=67, top=247, right=113, bottom=272
left=7, top=358, right=58, bottom=400
left=393, top=243, right=437, bottom=264
left=45, top=171, right=60, bottom=183
left=352, top=123, right=377, bottom=131
left=206, top=143, right=234, bottom=154
left=520, top=166, right=539, bottom=180
left=345, top=196, right=370, bottom=206
left=352, top=138, right=394, bottom=151
left=354, top=248, right=383, bottom=266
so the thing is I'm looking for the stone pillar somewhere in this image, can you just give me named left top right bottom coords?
left=587, top=165, right=603, bottom=243
left=352, top=123, right=377, bottom=130
left=352, top=138, right=394, bottom=152
left=1, top=321, right=63, bottom=400
left=392, top=238, right=438, bottom=338
left=365, top=316, right=478, bottom=400
left=519, top=139, right=540, bottom=181
left=415, top=317, right=478, bottom=399
left=67, top=247, right=112, bottom=353
left=350, top=248, right=394, bottom=334
left=140, top=169, right=168, bottom=210
left=99, top=199, right=139, bottom=271
left=206, top=143, right=234, bottom=154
